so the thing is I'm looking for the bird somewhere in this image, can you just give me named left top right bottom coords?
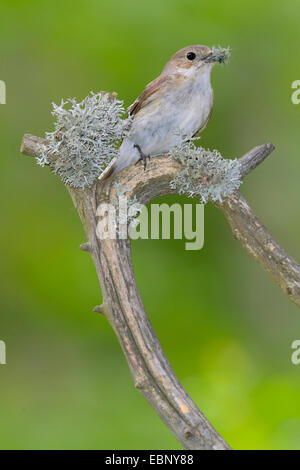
left=99, top=45, right=227, bottom=180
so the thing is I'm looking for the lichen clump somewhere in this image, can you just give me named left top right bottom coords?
left=211, top=45, right=231, bottom=64
left=169, top=139, right=242, bottom=203
left=37, top=92, right=128, bottom=188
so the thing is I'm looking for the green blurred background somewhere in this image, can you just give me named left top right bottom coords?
left=0, top=0, right=300, bottom=450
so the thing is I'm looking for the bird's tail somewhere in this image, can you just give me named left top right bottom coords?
left=98, top=137, right=140, bottom=182
left=98, top=156, right=117, bottom=182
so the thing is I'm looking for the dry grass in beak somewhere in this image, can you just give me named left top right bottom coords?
left=210, top=46, right=231, bottom=64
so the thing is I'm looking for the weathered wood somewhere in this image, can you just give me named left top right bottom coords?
left=216, top=192, right=300, bottom=306
left=20, top=132, right=300, bottom=449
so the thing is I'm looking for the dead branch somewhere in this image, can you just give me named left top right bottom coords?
left=20, top=130, right=300, bottom=450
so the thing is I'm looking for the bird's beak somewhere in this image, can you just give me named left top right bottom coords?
left=202, top=51, right=214, bottom=63
left=203, top=47, right=231, bottom=64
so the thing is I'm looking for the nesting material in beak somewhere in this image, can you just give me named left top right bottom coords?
left=206, top=46, right=231, bottom=64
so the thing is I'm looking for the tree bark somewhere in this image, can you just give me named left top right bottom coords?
left=20, top=133, right=300, bottom=450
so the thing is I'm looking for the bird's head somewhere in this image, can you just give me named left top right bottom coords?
left=162, top=45, right=230, bottom=77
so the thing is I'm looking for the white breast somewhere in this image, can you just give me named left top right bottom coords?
left=130, top=66, right=213, bottom=156
left=110, top=66, right=213, bottom=175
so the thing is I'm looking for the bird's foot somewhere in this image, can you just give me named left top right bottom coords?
left=134, top=144, right=150, bottom=170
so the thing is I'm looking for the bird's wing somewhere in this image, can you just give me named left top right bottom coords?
left=129, top=75, right=171, bottom=116
left=99, top=75, right=171, bottom=182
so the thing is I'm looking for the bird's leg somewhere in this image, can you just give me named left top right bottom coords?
left=134, top=144, right=151, bottom=170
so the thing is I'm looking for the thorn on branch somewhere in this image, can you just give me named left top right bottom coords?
left=80, top=242, right=92, bottom=252
left=183, top=428, right=194, bottom=440
left=134, top=378, right=145, bottom=390
left=93, top=304, right=106, bottom=315
left=287, top=286, right=295, bottom=296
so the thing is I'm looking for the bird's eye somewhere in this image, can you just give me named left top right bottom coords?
left=186, top=52, right=196, bottom=61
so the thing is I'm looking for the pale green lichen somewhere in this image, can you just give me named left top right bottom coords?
left=211, top=45, right=231, bottom=64
left=37, top=92, right=130, bottom=188
left=169, top=138, right=242, bottom=203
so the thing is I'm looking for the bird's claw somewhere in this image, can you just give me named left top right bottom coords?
left=134, top=144, right=150, bottom=170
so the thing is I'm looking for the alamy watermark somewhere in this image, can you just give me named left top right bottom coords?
left=291, top=80, right=300, bottom=104
left=291, top=340, right=300, bottom=365
left=96, top=194, right=204, bottom=251
left=0, top=340, right=6, bottom=365
left=0, top=80, right=6, bottom=104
